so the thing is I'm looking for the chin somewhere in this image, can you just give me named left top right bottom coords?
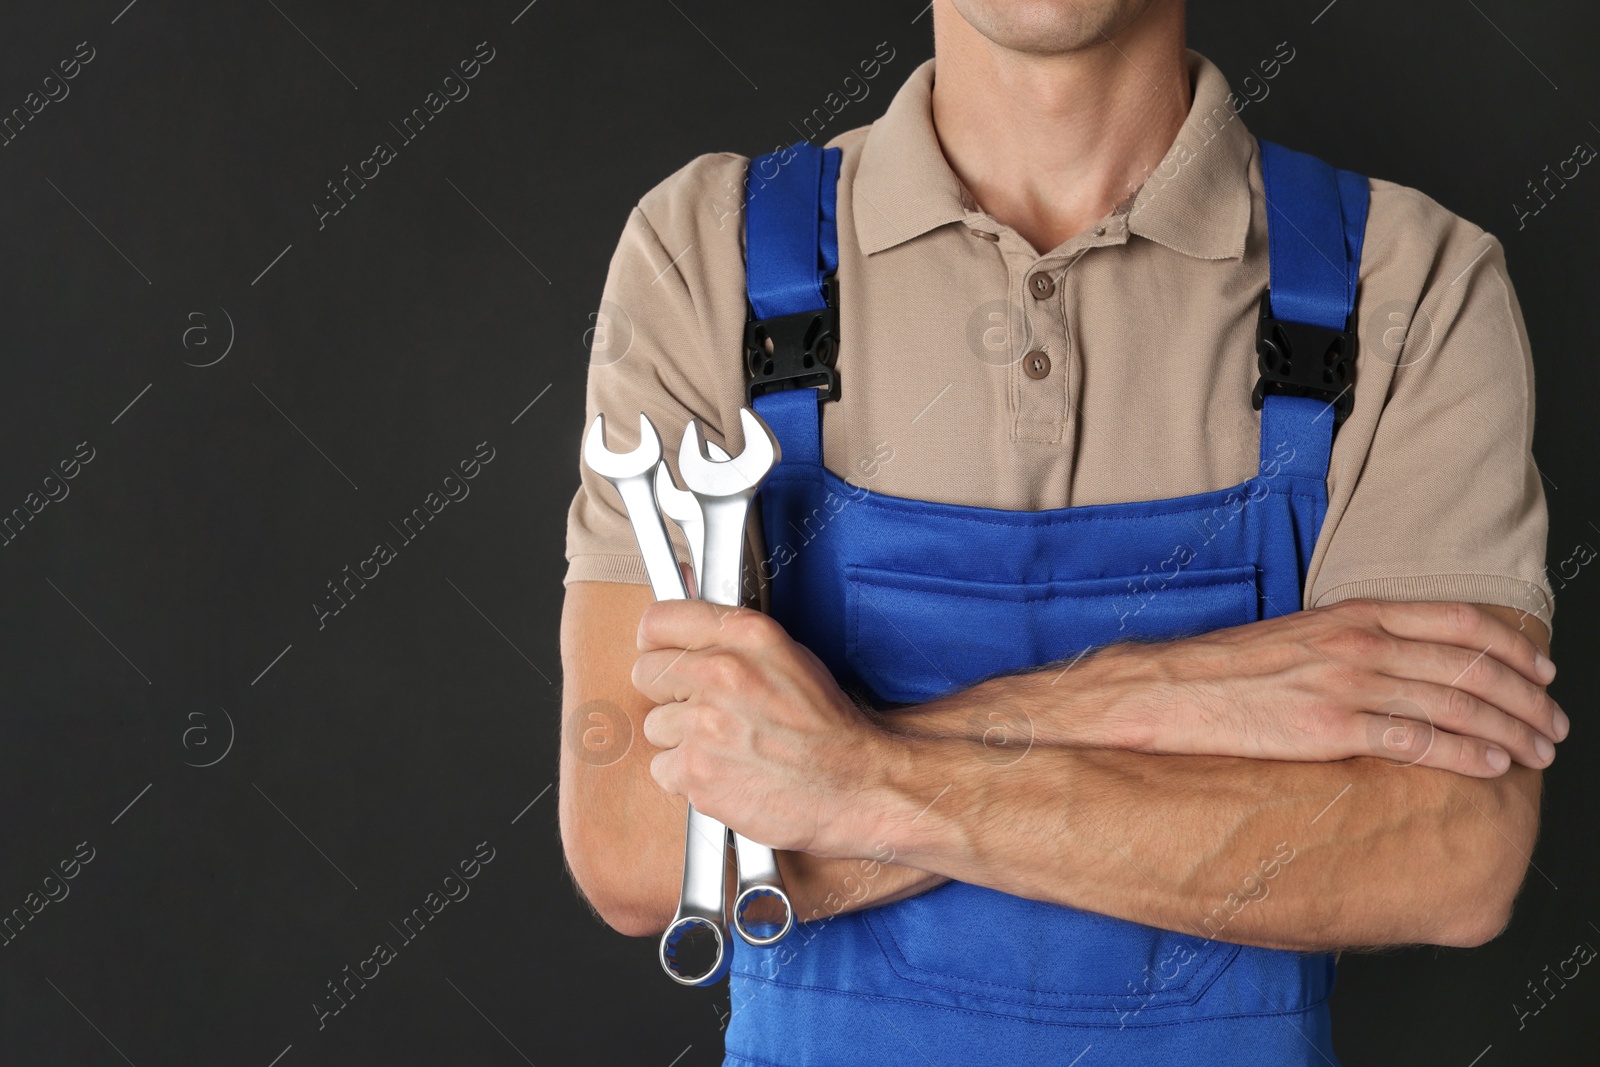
left=947, top=0, right=1162, bottom=54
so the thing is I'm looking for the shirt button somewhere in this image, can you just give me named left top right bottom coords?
left=968, top=226, right=999, bottom=242
left=1023, top=350, right=1052, bottom=379
left=1027, top=271, right=1056, bottom=300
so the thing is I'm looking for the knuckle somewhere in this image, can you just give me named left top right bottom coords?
left=1329, top=597, right=1382, bottom=626
left=1381, top=719, right=1422, bottom=756
left=698, top=650, right=745, bottom=691
left=1440, top=686, right=1476, bottom=727
left=1507, top=720, right=1540, bottom=761
left=1453, top=738, right=1486, bottom=776
left=1337, top=712, right=1371, bottom=758
left=1452, top=648, right=1492, bottom=688
left=1327, top=624, right=1384, bottom=661
left=1442, top=601, right=1483, bottom=637
left=725, top=607, right=776, bottom=644
left=1306, top=702, right=1348, bottom=744
left=1343, top=597, right=1383, bottom=618
left=677, top=744, right=715, bottom=789
left=697, top=705, right=733, bottom=745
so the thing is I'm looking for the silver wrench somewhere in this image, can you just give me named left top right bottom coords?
left=653, top=440, right=729, bottom=598
left=679, top=408, right=795, bottom=948
left=657, top=438, right=795, bottom=946
left=583, top=412, right=731, bottom=986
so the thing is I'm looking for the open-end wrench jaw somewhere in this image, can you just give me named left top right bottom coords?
left=678, top=408, right=779, bottom=498
left=583, top=411, right=662, bottom=479
left=584, top=412, right=686, bottom=604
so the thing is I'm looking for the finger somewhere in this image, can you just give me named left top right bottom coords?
left=1357, top=713, right=1514, bottom=778
left=1371, top=601, right=1552, bottom=687
left=630, top=647, right=699, bottom=703
left=636, top=598, right=739, bottom=652
left=1376, top=638, right=1565, bottom=745
left=650, top=748, right=683, bottom=794
left=1378, top=683, right=1554, bottom=770
left=642, top=703, right=686, bottom=750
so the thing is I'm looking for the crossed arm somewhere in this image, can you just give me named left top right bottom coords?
left=559, top=580, right=1560, bottom=952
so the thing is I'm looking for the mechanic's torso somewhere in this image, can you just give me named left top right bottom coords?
left=724, top=140, right=1362, bottom=1067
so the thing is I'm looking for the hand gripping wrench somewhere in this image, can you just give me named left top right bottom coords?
left=678, top=408, right=795, bottom=948
left=583, top=412, right=732, bottom=986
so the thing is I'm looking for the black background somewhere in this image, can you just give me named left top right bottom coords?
left=0, top=1, right=1594, bottom=1064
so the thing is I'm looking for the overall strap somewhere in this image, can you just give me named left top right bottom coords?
left=745, top=141, right=842, bottom=468
left=1255, top=139, right=1370, bottom=481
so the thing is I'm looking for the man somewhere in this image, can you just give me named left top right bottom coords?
left=559, top=1, right=1562, bottom=1063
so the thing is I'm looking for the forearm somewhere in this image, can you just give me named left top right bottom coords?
left=881, top=602, right=1562, bottom=779
left=562, top=764, right=940, bottom=935
left=853, top=732, right=1540, bottom=952
left=775, top=850, right=946, bottom=924
left=629, top=595, right=1553, bottom=948
left=559, top=577, right=943, bottom=935
left=874, top=643, right=1144, bottom=751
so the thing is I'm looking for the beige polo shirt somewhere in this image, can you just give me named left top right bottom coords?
left=564, top=50, right=1554, bottom=632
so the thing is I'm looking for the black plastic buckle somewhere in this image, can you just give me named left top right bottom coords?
left=1251, top=289, right=1356, bottom=425
left=745, top=275, right=840, bottom=406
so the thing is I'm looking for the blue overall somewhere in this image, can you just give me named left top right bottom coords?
left=727, top=140, right=1369, bottom=1066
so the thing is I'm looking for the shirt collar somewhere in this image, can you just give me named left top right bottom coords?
left=851, top=50, right=1254, bottom=261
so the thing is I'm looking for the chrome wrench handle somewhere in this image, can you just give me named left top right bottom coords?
left=583, top=412, right=731, bottom=986
left=680, top=409, right=795, bottom=947
left=613, top=476, right=689, bottom=602
left=653, top=440, right=730, bottom=597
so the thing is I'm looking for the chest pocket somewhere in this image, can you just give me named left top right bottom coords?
left=844, top=560, right=1261, bottom=1016
left=845, top=561, right=1261, bottom=705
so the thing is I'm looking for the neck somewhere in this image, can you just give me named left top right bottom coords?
left=929, top=0, right=1191, bottom=254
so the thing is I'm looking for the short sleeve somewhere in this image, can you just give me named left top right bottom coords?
left=563, top=154, right=759, bottom=594
left=1308, top=225, right=1554, bottom=634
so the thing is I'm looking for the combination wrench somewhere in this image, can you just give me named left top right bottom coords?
left=583, top=410, right=792, bottom=985
left=584, top=412, right=731, bottom=986
left=659, top=425, right=795, bottom=947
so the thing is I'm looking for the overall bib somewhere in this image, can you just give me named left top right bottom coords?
left=725, top=139, right=1369, bottom=1067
